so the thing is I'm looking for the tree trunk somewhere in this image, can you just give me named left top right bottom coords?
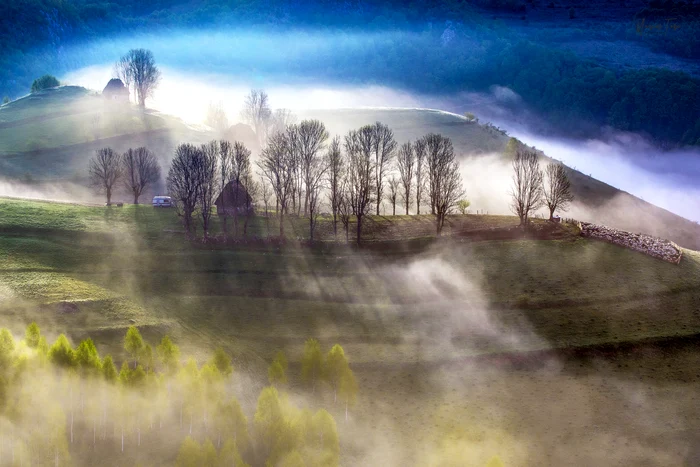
left=549, top=206, right=555, bottom=220
left=392, top=202, right=396, bottom=216
left=134, top=194, right=139, bottom=205
left=279, top=210, right=285, bottom=238
left=356, top=215, right=362, bottom=245
left=309, top=213, right=314, bottom=242
left=332, top=213, right=337, bottom=240
left=106, top=188, right=112, bottom=206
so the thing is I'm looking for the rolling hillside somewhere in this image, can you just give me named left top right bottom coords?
left=1, top=89, right=699, bottom=250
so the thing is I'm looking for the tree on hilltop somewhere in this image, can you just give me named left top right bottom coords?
left=31, top=75, right=59, bottom=93
left=116, top=49, right=161, bottom=107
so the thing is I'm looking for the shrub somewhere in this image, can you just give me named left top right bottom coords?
left=31, top=75, right=60, bottom=93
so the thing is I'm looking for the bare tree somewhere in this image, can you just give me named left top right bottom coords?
left=230, top=142, right=252, bottom=236
left=266, top=109, right=296, bottom=142
left=371, top=122, right=397, bottom=216
left=113, top=57, right=133, bottom=102
left=258, top=132, right=294, bottom=238
left=122, top=147, right=160, bottom=204
left=414, top=138, right=426, bottom=215
left=345, top=126, right=375, bottom=245
left=306, top=151, right=328, bottom=242
left=286, top=125, right=303, bottom=216
left=326, top=136, right=344, bottom=239
left=396, top=141, right=415, bottom=215
left=206, top=102, right=229, bottom=133
left=424, top=134, right=465, bottom=235
left=259, top=174, right=272, bottom=236
left=167, top=144, right=203, bottom=235
left=387, top=177, right=399, bottom=216
left=337, top=180, right=353, bottom=244
left=242, top=172, right=259, bottom=237
left=295, top=120, right=329, bottom=216
left=119, top=49, right=161, bottom=108
left=218, top=140, right=233, bottom=238
left=198, top=141, right=219, bottom=238
left=510, top=148, right=544, bottom=226
left=241, top=90, right=272, bottom=148
left=543, top=162, right=574, bottom=220
left=89, top=148, right=122, bottom=205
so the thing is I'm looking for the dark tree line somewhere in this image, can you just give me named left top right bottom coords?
left=166, top=114, right=466, bottom=243
left=166, top=139, right=258, bottom=239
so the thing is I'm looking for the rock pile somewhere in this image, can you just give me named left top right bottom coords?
left=580, top=222, right=683, bottom=264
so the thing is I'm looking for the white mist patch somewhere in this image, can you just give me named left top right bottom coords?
left=64, top=66, right=424, bottom=126
left=381, top=253, right=546, bottom=357
left=0, top=178, right=96, bottom=204
left=491, top=124, right=700, bottom=223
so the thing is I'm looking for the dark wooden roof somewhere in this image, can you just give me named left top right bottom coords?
left=103, top=79, right=128, bottom=96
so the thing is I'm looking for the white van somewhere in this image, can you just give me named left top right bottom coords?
left=152, top=196, right=174, bottom=208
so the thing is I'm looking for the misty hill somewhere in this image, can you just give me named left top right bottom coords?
left=0, top=86, right=208, bottom=181
left=1, top=89, right=698, bottom=250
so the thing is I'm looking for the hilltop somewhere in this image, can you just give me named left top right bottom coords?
left=1, top=89, right=699, bottom=250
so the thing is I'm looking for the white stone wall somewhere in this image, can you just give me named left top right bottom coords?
left=580, top=222, right=683, bottom=264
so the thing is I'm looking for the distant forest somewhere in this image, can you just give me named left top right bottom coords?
left=1, top=0, right=700, bottom=146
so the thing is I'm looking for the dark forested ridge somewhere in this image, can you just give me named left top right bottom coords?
left=1, top=0, right=700, bottom=147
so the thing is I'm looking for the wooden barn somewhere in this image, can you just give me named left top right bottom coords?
left=102, top=79, right=129, bottom=103
left=215, top=180, right=254, bottom=216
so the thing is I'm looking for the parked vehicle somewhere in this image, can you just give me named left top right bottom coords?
left=152, top=196, right=174, bottom=208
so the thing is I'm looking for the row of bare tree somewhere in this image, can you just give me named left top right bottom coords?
left=89, top=147, right=161, bottom=205
left=258, top=120, right=465, bottom=243
left=509, top=147, right=574, bottom=225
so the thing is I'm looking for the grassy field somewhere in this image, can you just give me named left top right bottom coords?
left=1, top=197, right=699, bottom=465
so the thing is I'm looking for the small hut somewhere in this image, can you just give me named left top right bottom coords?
left=215, top=181, right=254, bottom=216
left=102, top=79, right=129, bottom=103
